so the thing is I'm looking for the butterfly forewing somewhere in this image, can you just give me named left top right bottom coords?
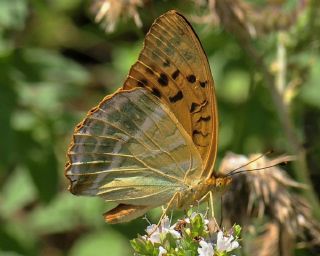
left=123, top=10, right=218, bottom=178
left=66, top=88, right=203, bottom=205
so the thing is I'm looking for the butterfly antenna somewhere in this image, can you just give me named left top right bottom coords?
left=227, top=156, right=295, bottom=177
left=228, top=161, right=288, bottom=176
left=227, top=150, right=273, bottom=176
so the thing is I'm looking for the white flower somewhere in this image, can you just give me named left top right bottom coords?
left=145, top=216, right=181, bottom=244
left=216, top=231, right=239, bottom=252
left=158, top=246, right=167, bottom=256
left=198, top=240, right=214, bottom=256
left=146, top=224, right=161, bottom=243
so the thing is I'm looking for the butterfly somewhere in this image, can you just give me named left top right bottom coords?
left=65, top=10, right=232, bottom=224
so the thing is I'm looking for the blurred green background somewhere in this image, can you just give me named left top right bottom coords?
left=0, top=0, right=319, bottom=255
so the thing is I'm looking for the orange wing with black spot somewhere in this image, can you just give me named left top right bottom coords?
left=123, top=10, right=218, bottom=178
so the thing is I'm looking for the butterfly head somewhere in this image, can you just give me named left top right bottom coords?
left=205, top=175, right=232, bottom=193
left=215, top=176, right=232, bottom=189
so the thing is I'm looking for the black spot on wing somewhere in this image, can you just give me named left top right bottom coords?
left=169, top=91, right=183, bottom=103
left=190, top=102, right=199, bottom=113
left=158, top=73, right=169, bottom=86
left=199, top=81, right=207, bottom=88
left=151, top=88, right=161, bottom=98
left=171, top=69, right=180, bottom=80
left=197, top=116, right=211, bottom=122
left=187, top=74, right=196, bottom=83
left=190, top=100, right=208, bottom=114
left=137, top=79, right=148, bottom=87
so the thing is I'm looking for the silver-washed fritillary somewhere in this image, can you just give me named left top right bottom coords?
left=65, top=10, right=231, bottom=223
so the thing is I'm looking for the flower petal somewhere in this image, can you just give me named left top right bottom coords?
left=198, top=240, right=214, bottom=256
left=158, top=246, right=167, bottom=256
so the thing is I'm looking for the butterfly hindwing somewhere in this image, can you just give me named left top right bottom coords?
left=66, top=88, right=203, bottom=206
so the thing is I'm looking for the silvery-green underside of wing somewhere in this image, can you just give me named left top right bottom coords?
left=66, top=87, right=203, bottom=206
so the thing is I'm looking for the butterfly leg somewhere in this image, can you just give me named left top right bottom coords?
left=197, top=190, right=210, bottom=205
left=209, top=191, right=220, bottom=231
left=197, top=191, right=220, bottom=230
left=148, top=192, right=181, bottom=235
left=157, top=192, right=181, bottom=226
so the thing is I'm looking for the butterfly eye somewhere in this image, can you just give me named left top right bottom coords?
left=216, top=180, right=223, bottom=187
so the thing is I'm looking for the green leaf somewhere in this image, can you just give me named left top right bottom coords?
left=0, top=82, right=17, bottom=171
left=26, top=147, right=58, bottom=203
left=0, top=226, right=35, bottom=255
left=163, top=232, right=178, bottom=250
left=0, top=167, right=36, bottom=217
left=69, top=229, right=131, bottom=256
left=0, top=0, right=28, bottom=30
left=29, top=193, right=105, bottom=233
left=233, top=224, right=242, bottom=238
left=190, top=214, right=205, bottom=237
left=218, top=70, right=250, bottom=104
left=300, top=57, right=320, bottom=109
left=130, top=235, right=157, bottom=255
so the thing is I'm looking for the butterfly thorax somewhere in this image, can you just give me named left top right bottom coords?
left=179, top=176, right=232, bottom=208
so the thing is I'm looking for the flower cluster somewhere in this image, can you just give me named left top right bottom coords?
left=131, top=211, right=241, bottom=256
